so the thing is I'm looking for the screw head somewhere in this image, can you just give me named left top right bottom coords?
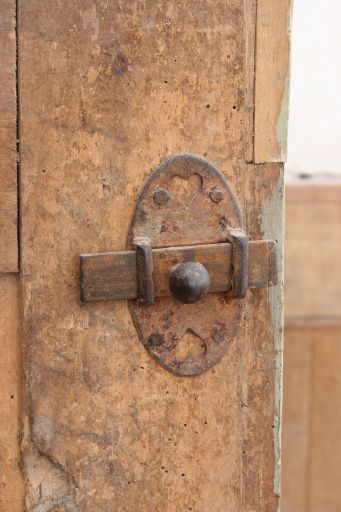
left=209, top=187, right=224, bottom=203
left=169, top=262, right=210, bottom=304
left=153, top=188, right=171, bottom=205
left=148, top=333, right=164, bottom=346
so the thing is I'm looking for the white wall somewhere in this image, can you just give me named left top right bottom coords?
left=286, top=0, right=341, bottom=177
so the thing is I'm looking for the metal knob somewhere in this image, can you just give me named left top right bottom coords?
left=169, top=262, right=211, bottom=304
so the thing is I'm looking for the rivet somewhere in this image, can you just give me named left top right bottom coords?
left=209, top=187, right=224, bottom=203
left=153, top=188, right=171, bottom=205
left=148, top=333, right=164, bottom=346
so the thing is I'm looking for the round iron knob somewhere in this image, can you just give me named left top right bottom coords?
left=169, top=262, right=210, bottom=304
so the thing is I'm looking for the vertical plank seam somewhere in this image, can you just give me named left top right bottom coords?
left=16, top=0, right=21, bottom=273
left=252, top=0, right=258, bottom=164
left=15, top=2, right=24, bottom=508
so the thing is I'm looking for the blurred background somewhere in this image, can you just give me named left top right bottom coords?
left=282, top=0, right=341, bottom=510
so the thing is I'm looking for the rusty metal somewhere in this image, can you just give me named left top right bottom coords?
left=209, top=187, right=224, bottom=203
left=80, top=240, right=277, bottom=302
left=128, top=153, right=245, bottom=376
left=229, top=229, right=249, bottom=298
left=169, top=262, right=210, bottom=304
left=80, top=154, right=278, bottom=376
left=153, top=188, right=171, bottom=205
left=135, top=239, right=154, bottom=305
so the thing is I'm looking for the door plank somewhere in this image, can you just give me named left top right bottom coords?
left=0, top=0, right=18, bottom=272
left=0, top=276, right=24, bottom=511
left=254, top=0, right=293, bottom=163
left=19, top=2, right=284, bottom=510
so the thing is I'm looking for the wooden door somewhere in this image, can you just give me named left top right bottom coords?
left=1, top=1, right=291, bottom=510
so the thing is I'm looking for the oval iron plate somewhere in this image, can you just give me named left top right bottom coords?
left=128, top=154, right=244, bottom=376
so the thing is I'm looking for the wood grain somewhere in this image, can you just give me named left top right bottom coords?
left=242, top=163, right=284, bottom=509
left=282, top=326, right=341, bottom=512
left=19, top=1, right=283, bottom=510
left=309, top=327, right=341, bottom=512
left=0, top=0, right=18, bottom=272
left=281, top=326, right=312, bottom=512
left=285, top=184, right=341, bottom=324
left=254, top=0, right=292, bottom=163
left=0, top=276, right=24, bottom=512
left=243, top=0, right=257, bottom=162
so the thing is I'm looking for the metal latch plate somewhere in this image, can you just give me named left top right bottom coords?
left=81, top=154, right=278, bottom=376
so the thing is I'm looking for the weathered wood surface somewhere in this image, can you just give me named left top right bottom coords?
left=81, top=240, right=278, bottom=301
left=285, top=184, right=341, bottom=325
left=0, top=276, right=24, bottom=512
left=282, top=326, right=341, bottom=512
left=19, top=1, right=284, bottom=510
left=0, top=0, right=18, bottom=272
left=0, top=2, right=22, bottom=510
left=254, top=0, right=292, bottom=163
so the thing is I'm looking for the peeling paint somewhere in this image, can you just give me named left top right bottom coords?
left=261, top=166, right=284, bottom=504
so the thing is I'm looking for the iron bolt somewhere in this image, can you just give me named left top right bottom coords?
left=169, top=262, right=210, bottom=304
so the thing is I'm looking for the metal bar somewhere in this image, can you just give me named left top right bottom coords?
left=80, top=240, right=277, bottom=302
left=229, top=229, right=249, bottom=298
left=135, top=239, right=155, bottom=305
